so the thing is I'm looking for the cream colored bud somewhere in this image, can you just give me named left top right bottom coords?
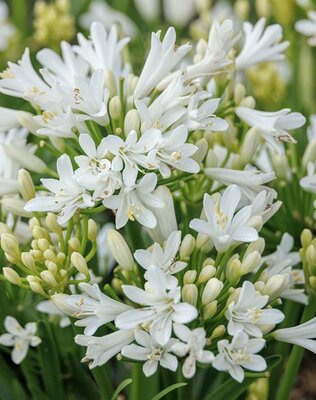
left=60, top=269, right=67, bottom=278
left=18, top=169, right=35, bottom=201
left=49, top=136, right=65, bottom=152
left=104, top=69, right=117, bottom=97
left=226, top=258, right=242, bottom=283
left=234, top=83, right=246, bottom=105
left=30, top=249, right=44, bottom=261
left=205, top=149, right=218, bottom=168
left=271, top=153, right=291, bottom=181
left=303, top=140, right=316, bottom=167
left=47, top=262, right=58, bottom=275
left=125, top=74, right=139, bottom=99
left=306, top=245, right=316, bottom=264
left=112, top=277, right=123, bottom=293
left=239, top=96, right=256, bottom=109
left=109, top=96, right=121, bottom=120
left=241, top=251, right=261, bottom=275
left=3, top=267, right=22, bottom=285
left=234, top=0, right=250, bottom=20
left=0, top=223, right=11, bottom=235
left=201, top=238, right=214, bottom=253
left=68, top=237, right=81, bottom=252
left=210, top=325, right=226, bottom=340
left=203, top=300, right=217, bottom=320
left=32, top=226, right=50, bottom=240
left=124, top=110, right=140, bottom=134
left=309, top=276, right=316, bottom=289
left=196, top=233, right=210, bottom=250
left=21, top=252, right=36, bottom=271
left=88, top=219, right=98, bottom=242
left=40, top=270, right=58, bottom=287
left=46, top=213, right=62, bottom=234
left=183, top=270, right=197, bottom=284
left=244, top=238, right=265, bottom=257
left=240, top=128, right=260, bottom=165
left=262, top=274, right=289, bottom=300
left=43, top=249, right=57, bottom=262
left=182, top=284, right=198, bottom=306
left=202, top=278, right=224, bottom=305
left=29, top=217, right=40, bottom=231
left=180, top=234, right=195, bottom=260
left=57, top=252, right=66, bottom=264
left=256, top=0, right=271, bottom=17
left=38, top=238, right=50, bottom=252
left=202, top=258, right=215, bottom=267
left=71, top=252, right=90, bottom=278
left=198, top=265, right=216, bottom=284
left=1, top=233, right=20, bottom=262
left=192, top=138, right=208, bottom=163
left=17, top=111, right=40, bottom=134
left=1, top=197, right=31, bottom=218
left=254, top=281, right=265, bottom=292
left=29, top=281, right=46, bottom=296
left=4, top=145, right=47, bottom=174
left=107, top=230, right=134, bottom=271
left=301, top=229, right=312, bottom=248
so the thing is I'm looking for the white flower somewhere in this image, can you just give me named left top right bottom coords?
left=134, top=27, right=191, bottom=99
left=190, top=185, right=259, bottom=252
left=236, top=18, right=289, bottom=70
left=0, top=2, right=15, bottom=52
left=75, top=329, right=134, bottom=368
left=115, top=265, right=198, bottom=346
left=236, top=106, right=306, bottom=154
left=36, top=300, right=71, bottom=328
left=134, top=231, right=187, bottom=275
left=162, top=0, right=196, bottom=27
left=213, top=331, right=266, bottom=382
left=105, top=129, right=161, bottom=186
left=121, top=329, right=178, bottom=376
left=148, top=125, right=199, bottom=178
left=80, top=1, right=138, bottom=37
left=295, top=11, right=316, bottom=46
left=0, top=316, right=41, bottom=364
left=75, top=134, right=122, bottom=200
left=307, top=115, right=316, bottom=142
left=300, top=162, right=316, bottom=193
left=74, top=22, right=130, bottom=82
left=52, top=283, right=131, bottom=336
left=102, top=173, right=164, bottom=229
left=172, top=324, right=214, bottom=378
left=25, top=154, right=94, bottom=225
left=205, top=167, right=276, bottom=201
left=226, top=281, right=284, bottom=338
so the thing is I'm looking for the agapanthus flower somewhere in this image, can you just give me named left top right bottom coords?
left=295, top=11, right=316, bottom=46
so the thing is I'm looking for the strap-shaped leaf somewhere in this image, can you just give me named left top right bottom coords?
left=151, top=383, right=187, bottom=400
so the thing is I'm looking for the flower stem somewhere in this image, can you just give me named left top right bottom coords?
left=275, top=293, right=316, bottom=400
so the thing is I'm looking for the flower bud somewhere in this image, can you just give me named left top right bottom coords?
left=1, top=233, right=20, bottom=263
left=241, top=251, right=261, bottom=275
left=112, top=277, right=123, bottom=293
left=4, top=144, right=47, bottom=174
left=202, top=278, right=224, bottom=305
left=57, top=252, right=66, bottom=264
left=239, top=96, right=255, bottom=109
left=47, top=261, right=58, bottom=275
left=203, top=300, right=217, bottom=320
left=3, top=267, right=22, bottom=285
left=109, top=96, right=121, bottom=120
left=240, top=127, right=260, bottom=165
left=182, top=284, right=198, bottom=306
left=192, top=138, right=208, bottom=164
left=303, top=140, right=316, bottom=167
left=244, top=238, right=265, bottom=257
left=226, top=258, right=242, bottom=283
left=104, top=69, right=117, bottom=97
left=29, top=217, right=40, bottom=231
left=205, top=149, right=218, bottom=168
left=262, top=274, right=289, bottom=300
left=17, top=111, right=40, bottom=134
left=46, top=213, right=62, bottom=234
left=107, top=229, right=134, bottom=271
left=198, top=265, right=216, bottom=284
left=210, top=325, right=226, bottom=340
left=43, top=249, right=57, bottom=262
left=38, top=238, right=50, bottom=252
left=124, top=110, right=140, bottom=134
left=306, top=244, right=316, bottom=264
left=301, top=229, right=312, bottom=248
left=18, top=169, right=35, bottom=201
left=183, top=270, right=197, bottom=284
left=2, top=198, right=31, bottom=218
left=309, top=276, right=316, bottom=289
left=29, top=281, right=47, bottom=296
left=71, top=252, right=90, bottom=278
left=40, top=270, right=58, bottom=287
left=234, top=83, right=246, bottom=105
left=196, top=233, right=210, bottom=249
left=32, top=226, right=50, bottom=240
left=68, top=237, right=81, bottom=252
left=49, top=136, right=65, bottom=152
left=0, top=223, right=11, bottom=235
left=88, top=219, right=98, bottom=242
left=180, top=234, right=195, bottom=260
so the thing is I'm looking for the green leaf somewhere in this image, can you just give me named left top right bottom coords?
left=111, top=378, right=133, bottom=400
left=0, top=353, right=28, bottom=400
left=204, top=355, right=282, bottom=400
left=151, top=383, right=187, bottom=400
left=37, top=320, right=64, bottom=398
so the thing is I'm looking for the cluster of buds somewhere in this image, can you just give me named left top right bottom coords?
left=0, top=214, right=98, bottom=296
left=300, top=229, right=316, bottom=291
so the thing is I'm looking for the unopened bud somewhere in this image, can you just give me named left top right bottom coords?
left=240, top=128, right=260, bottom=165
left=3, top=267, right=22, bottom=285
left=104, top=69, right=117, bottom=97
left=46, top=213, right=62, bottom=234
left=226, top=258, right=242, bottom=283
left=239, top=96, right=255, bottom=108
left=107, top=230, right=134, bottom=271
left=109, top=96, right=121, bottom=120
left=196, top=233, right=210, bottom=250
left=49, top=136, right=65, bottom=152
left=47, top=261, right=58, bottom=275
left=205, top=149, right=218, bottom=168
left=68, top=237, right=81, bottom=252
left=0, top=223, right=11, bottom=235
left=180, top=234, right=195, bottom=260
left=38, top=238, right=50, bottom=252
left=309, top=276, right=316, bottom=289
left=192, top=138, right=208, bottom=163
left=210, top=325, right=226, bottom=340
left=112, top=277, right=123, bottom=293
left=301, top=229, right=312, bottom=248
left=57, top=252, right=66, bottom=264
left=183, top=270, right=197, bottom=284
left=2, top=198, right=31, bottom=218
left=203, top=300, right=217, bottom=319
left=198, top=265, right=216, bottom=284
left=21, top=252, right=36, bottom=271
left=124, top=110, right=140, bottom=134
left=71, top=252, right=90, bottom=278
left=244, top=238, right=265, bottom=257
left=29, top=281, right=46, bottom=296
left=4, top=145, right=47, bottom=174
left=43, top=249, right=57, bottom=262
left=306, top=245, right=316, bottom=264
left=1, top=233, right=20, bottom=263
left=303, top=140, right=316, bottom=167
left=241, top=251, right=261, bottom=275
left=262, top=274, right=289, bottom=300
left=88, top=219, right=98, bottom=242
left=182, top=284, right=198, bottom=306
left=40, top=270, right=58, bottom=287
left=234, top=83, right=246, bottom=105
left=18, top=169, right=35, bottom=201
left=202, top=278, right=224, bottom=305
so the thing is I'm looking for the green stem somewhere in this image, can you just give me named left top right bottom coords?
left=275, top=293, right=316, bottom=400
left=131, top=363, right=141, bottom=400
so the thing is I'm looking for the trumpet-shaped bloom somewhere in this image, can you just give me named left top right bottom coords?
left=172, top=324, right=214, bottom=378
left=236, top=18, right=289, bottom=70
left=213, top=331, right=266, bottom=382
left=226, top=281, right=284, bottom=337
left=121, top=330, right=178, bottom=376
left=0, top=316, right=41, bottom=364
left=190, top=185, right=259, bottom=252
left=115, top=265, right=198, bottom=346
left=25, top=154, right=94, bottom=225
left=236, top=106, right=306, bottom=155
